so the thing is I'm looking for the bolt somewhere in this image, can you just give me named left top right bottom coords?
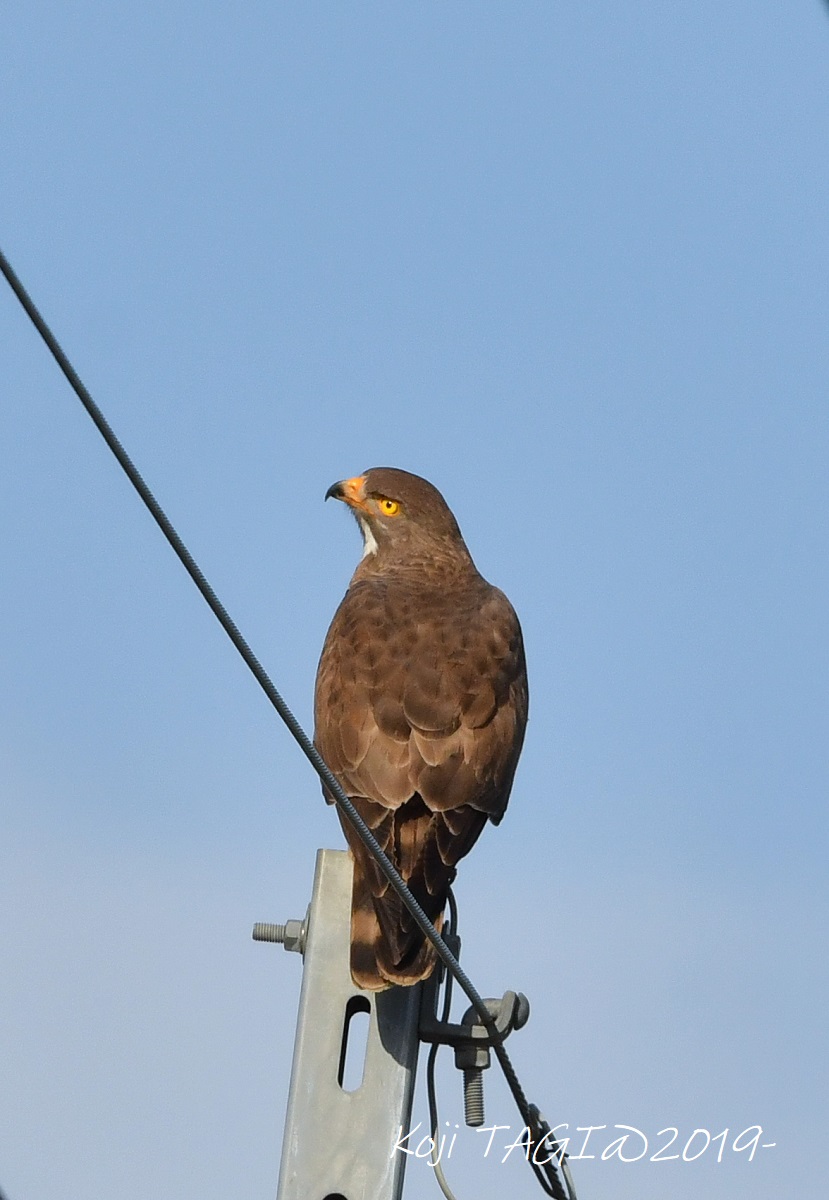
left=252, top=922, right=287, bottom=943
left=251, top=917, right=307, bottom=954
left=463, top=1068, right=485, bottom=1127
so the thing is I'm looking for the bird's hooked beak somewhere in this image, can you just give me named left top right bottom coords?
left=325, top=474, right=368, bottom=510
left=326, top=474, right=379, bottom=559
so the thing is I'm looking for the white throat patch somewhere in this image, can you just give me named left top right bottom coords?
left=358, top=516, right=378, bottom=558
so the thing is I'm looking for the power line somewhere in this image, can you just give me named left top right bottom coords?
left=1, top=245, right=576, bottom=1200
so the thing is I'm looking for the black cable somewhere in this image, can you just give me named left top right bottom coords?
left=1, top=245, right=575, bottom=1199
left=425, top=894, right=573, bottom=1200
left=426, top=890, right=459, bottom=1200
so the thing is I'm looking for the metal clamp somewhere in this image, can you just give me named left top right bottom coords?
left=419, top=941, right=530, bottom=1128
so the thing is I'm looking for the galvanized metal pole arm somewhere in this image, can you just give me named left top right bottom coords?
left=256, top=849, right=422, bottom=1200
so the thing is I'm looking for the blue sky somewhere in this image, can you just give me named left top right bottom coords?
left=1, top=4, right=827, bottom=1198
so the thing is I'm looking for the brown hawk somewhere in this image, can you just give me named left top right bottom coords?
left=314, top=468, right=528, bottom=990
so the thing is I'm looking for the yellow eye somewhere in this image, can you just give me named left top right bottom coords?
left=377, top=497, right=401, bottom=516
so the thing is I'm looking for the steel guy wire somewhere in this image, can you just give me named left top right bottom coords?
left=1, top=245, right=575, bottom=1200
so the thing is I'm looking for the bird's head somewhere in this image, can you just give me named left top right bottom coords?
left=325, top=467, right=470, bottom=567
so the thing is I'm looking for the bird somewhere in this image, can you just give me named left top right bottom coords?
left=314, top=467, right=528, bottom=990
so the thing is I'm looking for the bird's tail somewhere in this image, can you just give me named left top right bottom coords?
left=349, top=868, right=442, bottom=991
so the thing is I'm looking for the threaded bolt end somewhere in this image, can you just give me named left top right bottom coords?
left=252, top=922, right=287, bottom=943
left=463, top=1068, right=485, bottom=1127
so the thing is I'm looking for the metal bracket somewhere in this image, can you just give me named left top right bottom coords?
left=255, top=849, right=422, bottom=1200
